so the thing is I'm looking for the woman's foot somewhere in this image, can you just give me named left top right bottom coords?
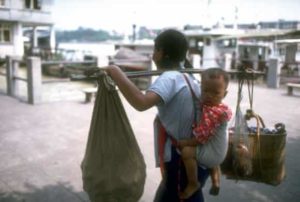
left=180, top=183, right=200, bottom=199
left=209, top=186, right=220, bottom=196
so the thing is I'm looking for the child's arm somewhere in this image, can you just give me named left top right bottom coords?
left=193, top=105, right=232, bottom=144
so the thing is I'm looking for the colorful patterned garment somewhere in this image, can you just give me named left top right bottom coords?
left=193, top=103, right=232, bottom=144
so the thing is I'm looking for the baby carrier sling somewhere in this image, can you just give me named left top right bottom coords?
left=81, top=74, right=146, bottom=202
left=154, top=74, right=209, bottom=202
left=157, top=74, right=198, bottom=174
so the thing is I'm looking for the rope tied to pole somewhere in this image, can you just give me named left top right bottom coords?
left=233, top=67, right=266, bottom=180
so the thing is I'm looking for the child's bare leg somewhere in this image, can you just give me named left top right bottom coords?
left=180, top=146, right=200, bottom=199
left=211, top=166, right=220, bottom=187
left=209, top=166, right=220, bottom=196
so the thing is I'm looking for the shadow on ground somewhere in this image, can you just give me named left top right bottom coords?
left=0, top=182, right=89, bottom=202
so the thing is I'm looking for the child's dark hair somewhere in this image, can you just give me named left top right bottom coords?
left=202, top=68, right=230, bottom=88
left=154, top=29, right=190, bottom=68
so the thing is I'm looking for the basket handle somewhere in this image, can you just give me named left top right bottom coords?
left=245, top=109, right=265, bottom=129
left=244, top=109, right=264, bottom=175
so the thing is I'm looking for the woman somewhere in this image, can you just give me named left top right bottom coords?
left=104, top=29, right=210, bottom=201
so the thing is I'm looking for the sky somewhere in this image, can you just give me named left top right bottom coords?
left=52, top=0, right=300, bottom=33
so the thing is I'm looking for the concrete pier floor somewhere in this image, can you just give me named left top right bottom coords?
left=0, top=81, right=300, bottom=202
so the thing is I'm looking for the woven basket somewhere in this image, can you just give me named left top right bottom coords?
left=221, top=113, right=286, bottom=186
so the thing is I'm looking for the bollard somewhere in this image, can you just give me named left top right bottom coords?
left=267, top=58, right=280, bottom=88
left=27, top=57, right=42, bottom=104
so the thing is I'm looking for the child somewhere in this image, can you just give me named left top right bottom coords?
left=177, top=68, right=232, bottom=199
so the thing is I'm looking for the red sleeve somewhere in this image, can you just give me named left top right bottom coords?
left=193, top=104, right=232, bottom=144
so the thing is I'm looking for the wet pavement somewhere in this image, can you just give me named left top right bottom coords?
left=0, top=80, right=300, bottom=202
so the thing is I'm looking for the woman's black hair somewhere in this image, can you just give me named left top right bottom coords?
left=154, top=29, right=192, bottom=69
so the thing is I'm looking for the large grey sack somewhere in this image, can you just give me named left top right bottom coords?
left=81, top=74, right=146, bottom=202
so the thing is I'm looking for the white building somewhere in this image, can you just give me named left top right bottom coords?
left=184, top=28, right=244, bottom=69
left=0, top=0, right=55, bottom=58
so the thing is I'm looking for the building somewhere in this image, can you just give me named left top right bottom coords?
left=258, top=20, right=300, bottom=30
left=183, top=19, right=300, bottom=70
left=184, top=28, right=244, bottom=69
left=0, top=0, right=55, bottom=59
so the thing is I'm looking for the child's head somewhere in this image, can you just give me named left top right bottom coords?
left=201, top=68, right=229, bottom=106
left=153, top=29, right=188, bottom=69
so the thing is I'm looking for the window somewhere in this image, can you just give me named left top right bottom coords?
left=0, top=0, right=6, bottom=7
left=205, top=38, right=211, bottom=46
left=216, top=39, right=236, bottom=48
left=0, top=23, right=11, bottom=43
left=189, top=39, right=196, bottom=48
left=25, top=0, right=41, bottom=10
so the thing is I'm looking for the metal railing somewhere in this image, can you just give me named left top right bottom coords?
left=1, top=55, right=283, bottom=104
left=1, top=56, right=99, bottom=104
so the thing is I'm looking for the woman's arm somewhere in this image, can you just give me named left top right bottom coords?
left=105, top=65, right=161, bottom=111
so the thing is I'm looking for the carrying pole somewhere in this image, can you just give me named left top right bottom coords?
left=70, top=68, right=264, bottom=81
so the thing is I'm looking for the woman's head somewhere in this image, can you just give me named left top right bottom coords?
left=152, top=29, right=189, bottom=69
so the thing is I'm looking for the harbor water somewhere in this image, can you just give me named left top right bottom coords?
left=58, top=42, right=116, bottom=66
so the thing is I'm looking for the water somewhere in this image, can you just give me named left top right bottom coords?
left=58, top=42, right=116, bottom=66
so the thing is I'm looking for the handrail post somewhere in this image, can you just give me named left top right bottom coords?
left=6, top=56, right=19, bottom=96
left=27, top=57, right=42, bottom=104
